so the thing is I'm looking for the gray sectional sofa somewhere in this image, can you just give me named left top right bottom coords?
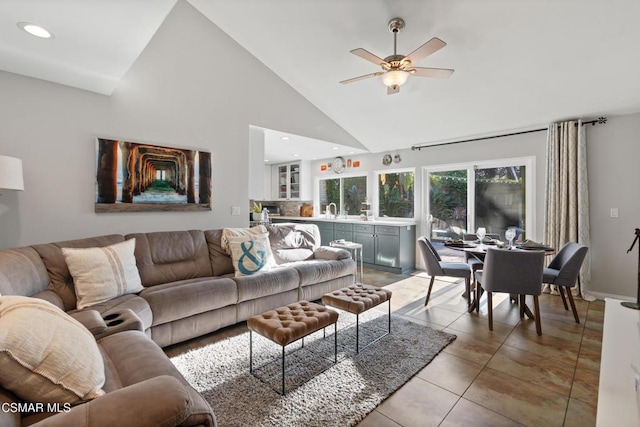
left=0, top=223, right=355, bottom=426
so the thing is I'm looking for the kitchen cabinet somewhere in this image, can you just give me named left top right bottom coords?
left=271, top=161, right=309, bottom=200
left=333, top=223, right=353, bottom=242
left=353, top=223, right=415, bottom=273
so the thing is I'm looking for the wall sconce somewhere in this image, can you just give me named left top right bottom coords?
left=0, top=155, right=25, bottom=191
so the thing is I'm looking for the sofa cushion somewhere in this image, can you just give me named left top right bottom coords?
left=267, top=223, right=320, bottom=264
left=62, top=239, right=143, bottom=310
left=227, top=233, right=274, bottom=277
left=97, top=330, right=215, bottom=425
left=0, top=296, right=105, bottom=404
left=233, top=266, right=299, bottom=303
left=203, top=229, right=235, bottom=276
left=289, top=258, right=355, bottom=287
left=139, top=277, right=237, bottom=327
left=126, top=230, right=213, bottom=287
left=0, top=246, right=49, bottom=298
left=31, top=234, right=126, bottom=311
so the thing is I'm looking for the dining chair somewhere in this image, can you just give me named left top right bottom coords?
left=417, top=236, right=472, bottom=308
left=475, top=248, right=545, bottom=335
left=542, top=242, right=589, bottom=323
left=462, top=232, right=501, bottom=289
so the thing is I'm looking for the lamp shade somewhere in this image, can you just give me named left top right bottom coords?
left=0, top=155, right=24, bottom=191
left=381, top=70, right=409, bottom=88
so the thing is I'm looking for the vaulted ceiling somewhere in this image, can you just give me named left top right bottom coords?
left=3, top=0, right=640, bottom=156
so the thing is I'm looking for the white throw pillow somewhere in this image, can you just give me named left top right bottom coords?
left=0, top=296, right=105, bottom=404
left=227, top=233, right=274, bottom=277
left=221, top=225, right=268, bottom=255
left=62, top=238, right=143, bottom=309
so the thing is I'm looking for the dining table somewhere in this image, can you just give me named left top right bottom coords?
left=445, top=240, right=555, bottom=312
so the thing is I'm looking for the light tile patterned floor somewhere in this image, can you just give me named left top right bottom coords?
left=357, top=269, right=602, bottom=427
left=165, top=267, right=602, bottom=427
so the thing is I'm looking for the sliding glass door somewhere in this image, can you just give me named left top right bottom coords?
left=424, top=157, right=533, bottom=243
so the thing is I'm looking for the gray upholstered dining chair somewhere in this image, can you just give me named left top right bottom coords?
left=475, top=248, right=545, bottom=335
left=462, top=232, right=501, bottom=287
left=417, top=236, right=472, bottom=308
left=543, top=242, right=589, bottom=323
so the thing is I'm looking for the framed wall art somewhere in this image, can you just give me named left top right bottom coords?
left=95, top=138, right=212, bottom=212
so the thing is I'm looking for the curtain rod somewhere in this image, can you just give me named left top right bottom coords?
left=410, top=116, right=608, bottom=151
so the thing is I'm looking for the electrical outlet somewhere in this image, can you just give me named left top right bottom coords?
left=231, top=206, right=241, bottom=216
left=610, top=208, right=619, bottom=218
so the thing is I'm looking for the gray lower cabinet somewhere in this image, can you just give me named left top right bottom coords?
left=354, top=223, right=415, bottom=273
left=333, top=223, right=353, bottom=242
left=353, top=224, right=375, bottom=264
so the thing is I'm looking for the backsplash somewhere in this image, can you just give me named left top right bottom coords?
left=250, top=200, right=313, bottom=217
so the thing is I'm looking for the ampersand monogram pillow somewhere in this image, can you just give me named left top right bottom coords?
left=227, top=233, right=275, bottom=277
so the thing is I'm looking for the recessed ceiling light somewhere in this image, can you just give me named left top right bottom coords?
left=332, top=147, right=339, bottom=150
left=281, top=136, right=290, bottom=140
left=264, top=159, right=269, bottom=162
left=293, top=153, right=300, bottom=157
left=17, top=22, right=54, bottom=39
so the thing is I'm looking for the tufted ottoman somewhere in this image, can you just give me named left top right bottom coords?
left=322, top=283, right=392, bottom=353
left=247, top=300, right=338, bottom=395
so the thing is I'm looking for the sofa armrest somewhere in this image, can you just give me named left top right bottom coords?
left=69, top=310, right=108, bottom=335
left=32, top=375, right=214, bottom=427
left=94, top=308, right=144, bottom=340
left=313, top=246, right=351, bottom=260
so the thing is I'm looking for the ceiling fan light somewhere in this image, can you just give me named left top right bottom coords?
left=381, top=70, right=409, bottom=87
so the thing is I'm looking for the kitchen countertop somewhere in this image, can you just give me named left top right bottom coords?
left=273, top=216, right=416, bottom=227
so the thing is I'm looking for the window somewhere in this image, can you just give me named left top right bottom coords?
left=425, top=157, right=533, bottom=241
left=377, top=170, right=415, bottom=218
left=319, top=175, right=367, bottom=215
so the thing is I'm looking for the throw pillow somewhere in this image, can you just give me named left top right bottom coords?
left=221, top=225, right=268, bottom=255
left=227, top=233, right=274, bottom=277
left=0, top=296, right=105, bottom=404
left=62, top=238, right=143, bottom=310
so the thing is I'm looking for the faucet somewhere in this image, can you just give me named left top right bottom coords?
left=328, top=203, right=337, bottom=219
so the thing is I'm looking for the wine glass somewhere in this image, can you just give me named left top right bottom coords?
left=476, top=227, right=486, bottom=248
left=505, top=228, right=516, bottom=248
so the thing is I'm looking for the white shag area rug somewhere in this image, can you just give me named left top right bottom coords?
left=171, top=311, right=456, bottom=427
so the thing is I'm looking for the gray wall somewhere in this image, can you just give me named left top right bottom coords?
left=0, top=1, right=359, bottom=247
left=586, top=113, right=640, bottom=298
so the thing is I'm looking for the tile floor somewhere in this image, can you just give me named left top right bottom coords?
left=165, top=266, right=603, bottom=427
left=356, top=268, right=603, bottom=427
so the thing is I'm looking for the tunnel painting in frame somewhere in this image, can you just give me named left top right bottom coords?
left=95, top=138, right=212, bottom=212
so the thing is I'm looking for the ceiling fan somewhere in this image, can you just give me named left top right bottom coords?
left=340, top=18, right=454, bottom=95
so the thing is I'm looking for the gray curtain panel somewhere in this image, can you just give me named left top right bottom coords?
left=544, top=120, right=593, bottom=299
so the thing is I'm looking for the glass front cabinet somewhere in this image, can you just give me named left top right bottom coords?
left=271, top=161, right=309, bottom=200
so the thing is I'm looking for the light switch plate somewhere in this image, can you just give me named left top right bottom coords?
left=611, top=208, right=619, bottom=218
left=231, top=206, right=241, bottom=215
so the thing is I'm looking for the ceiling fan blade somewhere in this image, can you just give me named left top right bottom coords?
left=387, top=85, right=400, bottom=95
left=350, top=48, right=388, bottom=67
left=412, top=67, right=454, bottom=78
left=407, top=37, right=447, bottom=63
left=340, top=72, right=383, bottom=84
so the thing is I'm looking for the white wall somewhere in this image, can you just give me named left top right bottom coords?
left=0, top=1, right=359, bottom=247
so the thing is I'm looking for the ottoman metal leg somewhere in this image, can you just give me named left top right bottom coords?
left=282, top=345, right=286, bottom=395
